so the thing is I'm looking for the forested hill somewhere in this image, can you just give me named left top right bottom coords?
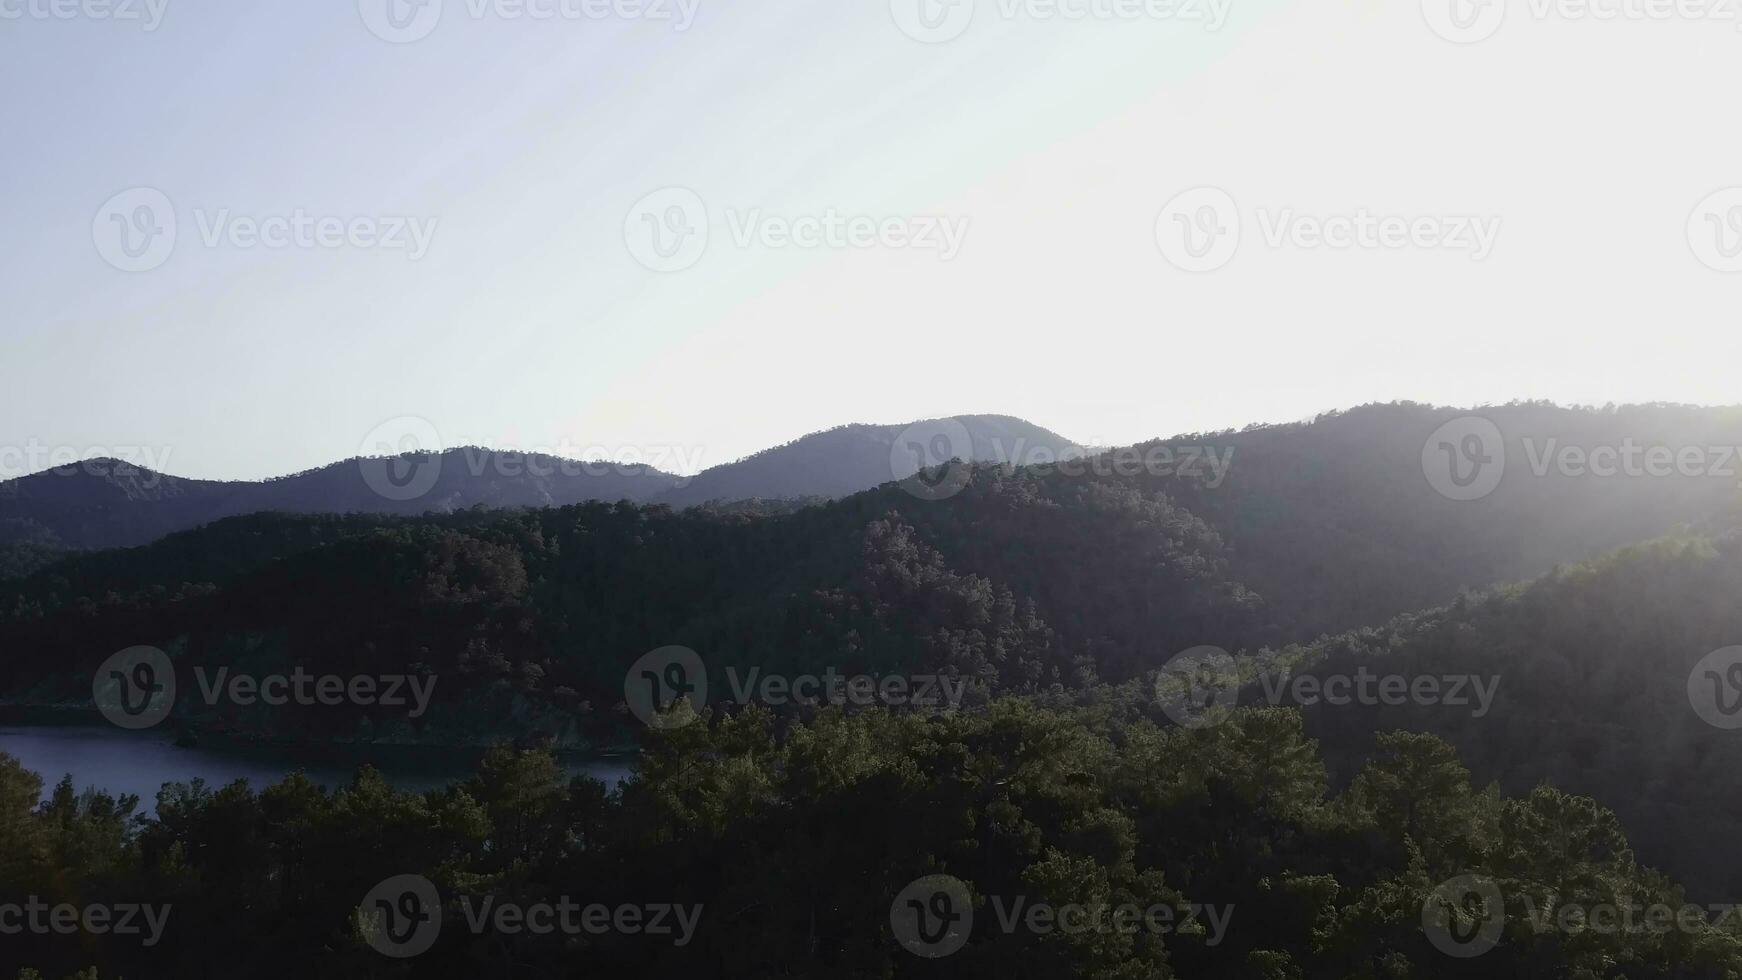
left=11, top=405, right=1742, bottom=966
left=1268, top=532, right=1742, bottom=902
left=1151, top=401, right=1742, bottom=636
left=10, top=400, right=1742, bottom=739
left=0, top=466, right=1264, bottom=744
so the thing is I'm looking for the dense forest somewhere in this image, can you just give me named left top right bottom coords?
left=6, top=402, right=1742, bottom=977
left=7, top=703, right=1741, bottom=978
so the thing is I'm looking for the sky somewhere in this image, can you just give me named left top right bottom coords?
left=3, top=0, right=1742, bottom=480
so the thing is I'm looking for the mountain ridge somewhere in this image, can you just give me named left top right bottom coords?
left=0, top=414, right=1080, bottom=552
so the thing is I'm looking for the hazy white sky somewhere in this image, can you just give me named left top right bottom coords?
left=3, top=0, right=1741, bottom=479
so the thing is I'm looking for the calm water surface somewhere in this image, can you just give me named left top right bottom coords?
left=0, top=726, right=633, bottom=811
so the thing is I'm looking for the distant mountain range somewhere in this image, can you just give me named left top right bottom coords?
left=0, top=415, right=1081, bottom=552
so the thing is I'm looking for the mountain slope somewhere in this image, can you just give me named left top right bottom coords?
left=0, top=415, right=1081, bottom=551
left=650, top=414, right=1082, bottom=507
left=1270, top=532, right=1742, bottom=901
left=0, top=463, right=1264, bottom=741
left=0, top=451, right=682, bottom=551
left=1142, top=400, right=1742, bottom=636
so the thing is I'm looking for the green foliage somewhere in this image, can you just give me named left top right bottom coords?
left=2, top=707, right=1734, bottom=978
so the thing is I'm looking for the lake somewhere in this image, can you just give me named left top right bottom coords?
left=0, top=726, right=634, bottom=811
